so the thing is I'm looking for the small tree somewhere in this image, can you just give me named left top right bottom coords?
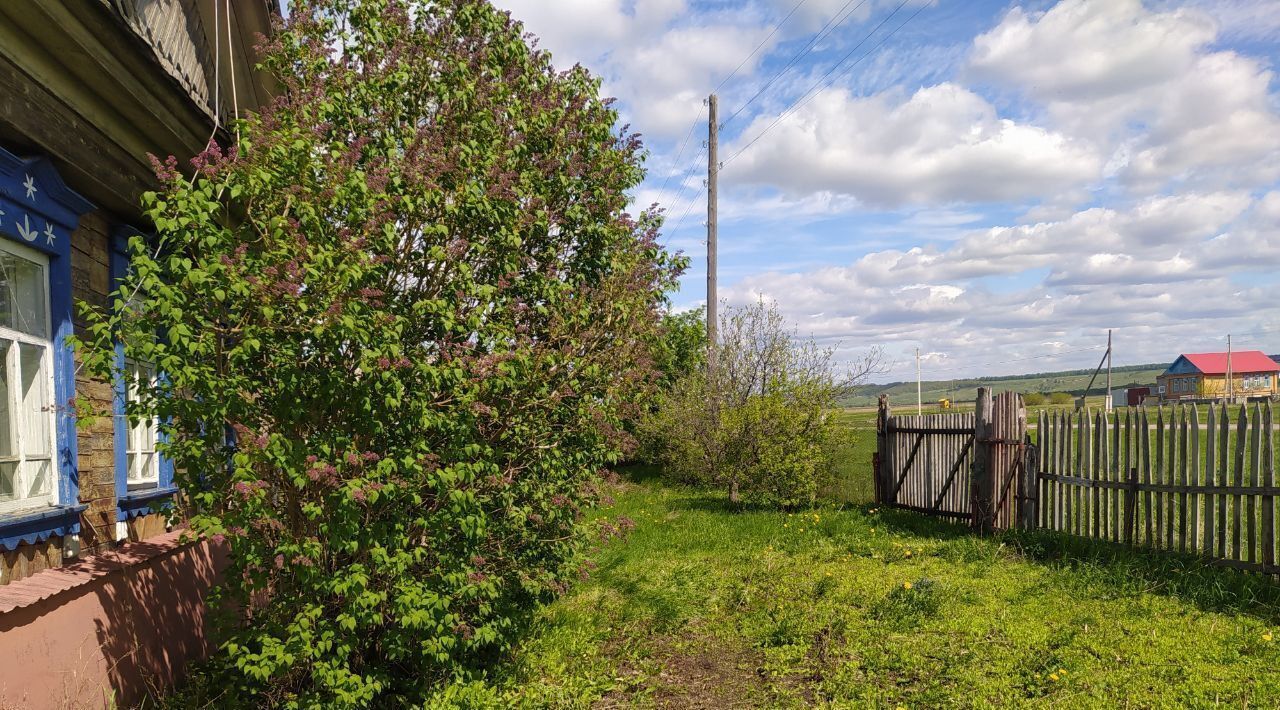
left=1023, top=392, right=1046, bottom=406
left=652, top=307, right=707, bottom=388
left=643, top=300, right=881, bottom=507
left=75, top=1, right=681, bottom=705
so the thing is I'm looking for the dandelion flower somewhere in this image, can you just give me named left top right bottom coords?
left=1058, top=668, right=1067, bottom=675
left=903, top=581, right=912, bottom=590
left=904, top=550, right=913, bottom=558
left=870, top=528, right=876, bottom=533
left=1264, top=632, right=1274, bottom=642
left=1049, top=674, right=1059, bottom=682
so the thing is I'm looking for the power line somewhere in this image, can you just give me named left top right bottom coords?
left=712, top=0, right=812, bottom=97
left=722, top=0, right=924, bottom=168
left=914, top=346, right=1105, bottom=376
left=656, top=1, right=812, bottom=219
left=654, top=104, right=706, bottom=208
left=669, top=184, right=708, bottom=237
left=719, top=0, right=871, bottom=131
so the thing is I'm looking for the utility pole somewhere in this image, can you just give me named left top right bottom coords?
left=1105, top=329, right=1113, bottom=412
left=915, top=347, right=922, bottom=415
left=706, top=94, right=718, bottom=372
left=1226, top=334, right=1233, bottom=401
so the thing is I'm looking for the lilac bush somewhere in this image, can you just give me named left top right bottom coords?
left=76, top=0, right=681, bottom=705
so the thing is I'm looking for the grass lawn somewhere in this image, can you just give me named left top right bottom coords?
left=450, top=469, right=1280, bottom=708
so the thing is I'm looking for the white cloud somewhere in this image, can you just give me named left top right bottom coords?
left=726, top=83, right=1102, bottom=207
left=969, top=0, right=1280, bottom=191
left=719, top=191, right=1280, bottom=378
left=970, top=0, right=1215, bottom=103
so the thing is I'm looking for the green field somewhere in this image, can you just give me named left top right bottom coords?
left=843, top=364, right=1166, bottom=408
left=447, top=470, right=1280, bottom=708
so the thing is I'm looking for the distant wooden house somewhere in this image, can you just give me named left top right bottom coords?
left=1157, top=351, right=1280, bottom=401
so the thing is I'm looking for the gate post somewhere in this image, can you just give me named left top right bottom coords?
left=875, top=395, right=890, bottom=504
left=971, top=387, right=995, bottom=534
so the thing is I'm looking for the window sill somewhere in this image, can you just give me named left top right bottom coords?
left=0, top=503, right=88, bottom=552
left=117, top=485, right=179, bottom=521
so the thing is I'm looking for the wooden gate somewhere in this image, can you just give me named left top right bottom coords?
left=875, top=402, right=975, bottom=520
left=875, top=389, right=1033, bottom=531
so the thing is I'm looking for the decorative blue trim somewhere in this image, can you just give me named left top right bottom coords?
left=0, top=146, right=95, bottom=548
left=109, top=225, right=177, bottom=522
left=0, top=504, right=88, bottom=551
left=110, top=226, right=132, bottom=517
left=117, top=485, right=179, bottom=521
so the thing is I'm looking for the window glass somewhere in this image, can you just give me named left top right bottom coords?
left=20, top=343, right=49, bottom=457
left=0, top=253, right=46, bottom=338
left=0, top=244, right=55, bottom=513
left=126, top=360, right=159, bottom=487
left=0, top=462, right=15, bottom=503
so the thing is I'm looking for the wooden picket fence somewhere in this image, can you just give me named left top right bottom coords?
left=875, top=389, right=1034, bottom=532
left=874, top=391, right=1280, bottom=574
left=1036, top=402, right=1278, bottom=574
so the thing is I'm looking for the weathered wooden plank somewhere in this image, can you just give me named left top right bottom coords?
left=1095, top=411, right=1105, bottom=539
left=1077, top=409, right=1088, bottom=538
left=1166, top=406, right=1177, bottom=550
left=1055, top=411, right=1065, bottom=531
left=1189, top=404, right=1201, bottom=553
left=1155, top=407, right=1165, bottom=549
left=1248, top=403, right=1261, bottom=565
left=1111, top=409, right=1121, bottom=541
left=1205, top=403, right=1216, bottom=556
left=1218, top=403, right=1230, bottom=559
left=1065, top=411, right=1075, bottom=534
left=1233, top=405, right=1247, bottom=561
left=1179, top=405, right=1189, bottom=553
left=1264, top=403, right=1275, bottom=570
left=1040, top=410, right=1050, bottom=529
left=1146, top=406, right=1157, bottom=550
left=1123, top=409, right=1133, bottom=542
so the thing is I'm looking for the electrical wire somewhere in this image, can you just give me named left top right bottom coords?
left=722, top=0, right=924, bottom=168
left=654, top=105, right=705, bottom=209
left=668, top=182, right=708, bottom=237
left=712, top=0, right=812, bottom=97
left=719, top=0, right=871, bottom=131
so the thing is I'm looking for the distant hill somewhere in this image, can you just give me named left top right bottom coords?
left=842, top=362, right=1166, bottom=408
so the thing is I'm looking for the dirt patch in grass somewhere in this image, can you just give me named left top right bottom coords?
left=597, top=633, right=777, bottom=709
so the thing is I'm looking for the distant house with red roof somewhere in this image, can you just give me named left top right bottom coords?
left=1158, top=350, right=1279, bottom=400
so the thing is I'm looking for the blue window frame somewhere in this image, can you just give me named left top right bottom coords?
left=0, top=147, right=92, bottom=550
left=109, top=227, right=177, bottom=529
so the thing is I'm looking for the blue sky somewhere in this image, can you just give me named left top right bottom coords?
left=499, top=0, right=1280, bottom=382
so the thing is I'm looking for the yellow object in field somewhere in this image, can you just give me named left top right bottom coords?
left=938, top=398, right=951, bottom=409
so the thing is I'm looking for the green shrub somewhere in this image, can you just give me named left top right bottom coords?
left=1048, top=392, right=1074, bottom=405
left=641, top=301, right=880, bottom=507
left=1023, top=392, right=1046, bottom=406
left=75, top=1, right=681, bottom=705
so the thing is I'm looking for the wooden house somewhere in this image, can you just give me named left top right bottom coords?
left=1157, top=351, right=1280, bottom=401
left=0, top=2, right=278, bottom=707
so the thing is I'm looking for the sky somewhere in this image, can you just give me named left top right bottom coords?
left=492, top=0, right=1280, bottom=383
